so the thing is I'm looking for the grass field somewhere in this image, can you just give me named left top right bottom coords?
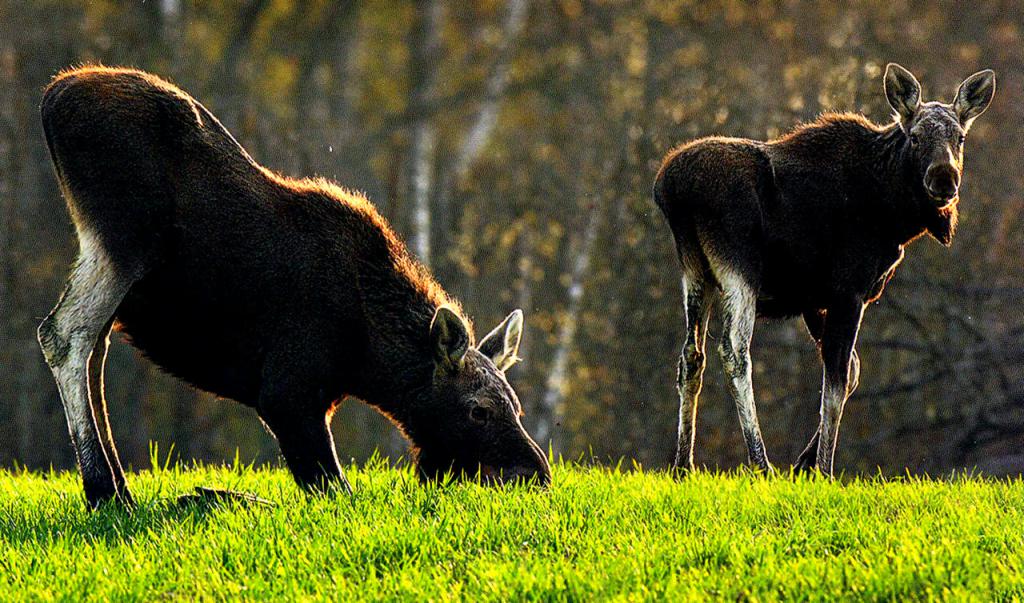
left=0, top=459, right=1021, bottom=601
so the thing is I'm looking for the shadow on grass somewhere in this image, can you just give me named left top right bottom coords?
left=0, top=489, right=279, bottom=547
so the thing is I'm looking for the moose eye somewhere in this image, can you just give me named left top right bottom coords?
left=958, top=134, right=966, bottom=147
left=910, top=133, right=920, bottom=147
left=469, top=405, right=491, bottom=425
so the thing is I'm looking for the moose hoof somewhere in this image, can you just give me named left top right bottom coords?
left=795, top=465, right=835, bottom=480
left=792, top=463, right=815, bottom=477
left=114, top=488, right=136, bottom=510
left=793, top=455, right=817, bottom=474
left=83, top=481, right=125, bottom=511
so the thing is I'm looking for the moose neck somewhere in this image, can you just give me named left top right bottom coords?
left=348, top=263, right=446, bottom=428
left=863, top=121, right=956, bottom=246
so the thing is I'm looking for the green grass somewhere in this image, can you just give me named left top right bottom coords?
left=0, top=459, right=1021, bottom=601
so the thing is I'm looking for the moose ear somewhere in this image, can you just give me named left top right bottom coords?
left=477, top=309, right=524, bottom=372
left=954, top=69, right=995, bottom=130
left=430, top=306, right=470, bottom=371
left=884, top=63, right=922, bottom=126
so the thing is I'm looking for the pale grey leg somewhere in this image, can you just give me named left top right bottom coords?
left=38, top=228, right=135, bottom=508
left=716, top=270, right=772, bottom=471
left=814, top=300, right=865, bottom=478
left=88, top=319, right=133, bottom=504
left=674, top=277, right=712, bottom=472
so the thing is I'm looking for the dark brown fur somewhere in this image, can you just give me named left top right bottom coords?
left=39, top=66, right=549, bottom=507
left=653, top=64, right=995, bottom=476
left=655, top=113, right=946, bottom=316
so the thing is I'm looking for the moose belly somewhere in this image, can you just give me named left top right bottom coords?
left=755, top=261, right=831, bottom=319
left=752, top=226, right=841, bottom=318
left=113, top=267, right=267, bottom=407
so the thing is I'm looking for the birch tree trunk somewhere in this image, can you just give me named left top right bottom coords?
left=437, top=0, right=530, bottom=244
left=159, top=0, right=188, bottom=80
left=159, top=0, right=181, bottom=37
left=451, top=0, right=529, bottom=182
left=387, top=0, right=445, bottom=458
left=407, top=0, right=445, bottom=267
left=535, top=203, right=601, bottom=454
left=515, top=225, right=535, bottom=362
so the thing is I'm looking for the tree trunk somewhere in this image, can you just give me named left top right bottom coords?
left=216, top=0, right=270, bottom=81
left=535, top=202, right=601, bottom=455
left=452, top=0, right=528, bottom=181
left=407, top=0, right=445, bottom=267
left=294, top=2, right=360, bottom=184
left=437, top=0, right=530, bottom=247
left=515, top=225, right=535, bottom=362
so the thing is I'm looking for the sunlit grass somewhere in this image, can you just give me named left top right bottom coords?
left=0, top=458, right=1021, bottom=601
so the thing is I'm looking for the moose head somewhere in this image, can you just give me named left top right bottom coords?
left=405, top=307, right=551, bottom=486
left=884, top=63, right=995, bottom=243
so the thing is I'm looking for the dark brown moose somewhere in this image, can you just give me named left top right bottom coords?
left=38, top=66, right=550, bottom=508
left=653, top=64, right=995, bottom=476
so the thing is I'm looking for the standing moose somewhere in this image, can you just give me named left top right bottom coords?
left=38, top=66, right=550, bottom=509
left=654, top=64, right=995, bottom=476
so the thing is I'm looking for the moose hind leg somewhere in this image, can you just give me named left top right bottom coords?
left=674, top=278, right=712, bottom=472
left=716, top=271, right=772, bottom=471
left=794, top=429, right=820, bottom=472
left=88, top=319, right=133, bottom=504
left=38, top=229, right=136, bottom=508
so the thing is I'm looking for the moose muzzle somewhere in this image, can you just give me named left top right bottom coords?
left=925, top=162, right=960, bottom=204
left=482, top=437, right=552, bottom=487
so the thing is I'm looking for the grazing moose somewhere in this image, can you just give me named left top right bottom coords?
left=38, top=66, right=550, bottom=509
left=653, top=64, right=995, bottom=476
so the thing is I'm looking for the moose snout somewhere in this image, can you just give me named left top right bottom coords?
left=486, top=440, right=552, bottom=487
left=524, top=437, right=553, bottom=487
left=485, top=464, right=551, bottom=487
left=925, top=163, right=960, bottom=203
left=506, top=462, right=552, bottom=487
left=520, top=449, right=553, bottom=487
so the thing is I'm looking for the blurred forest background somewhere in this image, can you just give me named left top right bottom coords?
left=1, top=0, right=1022, bottom=476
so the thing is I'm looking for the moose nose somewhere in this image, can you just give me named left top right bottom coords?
left=925, top=163, right=959, bottom=202
left=528, top=439, right=553, bottom=487
left=502, top=463, right=551, bottom=487
left=498, top=441, right=552, bottom=487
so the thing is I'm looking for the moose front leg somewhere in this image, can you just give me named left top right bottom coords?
left=260, top=408, right=351, bottom=495
left=794, top=310, right=825, bottom=471
left=257, top=358, right=351, bottom=495
left=795, top=348, right=861, bottom=472
left=814, top=299, right=865, bottom=478
left=795, top=309, right=861, bottom=472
